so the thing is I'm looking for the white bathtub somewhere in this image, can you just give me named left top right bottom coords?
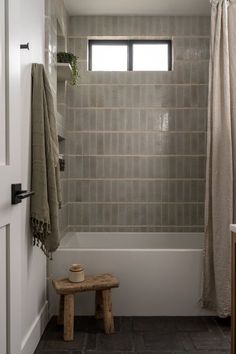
left=48, top=232, right=214, bottom=316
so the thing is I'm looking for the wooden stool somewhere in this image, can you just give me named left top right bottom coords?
left=52, top=273, right=119, bottom=341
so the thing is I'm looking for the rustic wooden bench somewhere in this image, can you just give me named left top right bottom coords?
left=52, top=273, right=119, bottom=341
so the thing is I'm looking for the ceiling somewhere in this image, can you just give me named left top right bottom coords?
left=64, top=0, right=211, bottom=16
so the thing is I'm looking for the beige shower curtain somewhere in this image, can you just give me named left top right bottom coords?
left=202, top=0, right=236, bottom=317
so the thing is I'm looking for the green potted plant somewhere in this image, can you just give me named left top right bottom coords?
left=57, top=52, right=79, bottom=86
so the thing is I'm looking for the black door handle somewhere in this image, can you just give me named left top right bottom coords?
left=11, top=184, right=35, bottom=205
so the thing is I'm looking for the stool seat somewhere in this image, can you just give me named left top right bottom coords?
left=52, top=273, right=119, bottom=294
left=52, top=273, right=119, bottom=341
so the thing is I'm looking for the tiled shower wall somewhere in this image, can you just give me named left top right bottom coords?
left=45, top=0, right=69, bottom=236
left=67, top=16, right=210, bottom=232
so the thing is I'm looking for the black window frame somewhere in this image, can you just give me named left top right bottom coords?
left=88, top=39, right=172, bottom=71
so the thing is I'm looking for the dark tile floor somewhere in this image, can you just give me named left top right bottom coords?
left=35, top=316, right=231, bottom=354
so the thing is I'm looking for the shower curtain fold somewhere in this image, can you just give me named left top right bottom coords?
left=201, top=0, right=236, bottom=317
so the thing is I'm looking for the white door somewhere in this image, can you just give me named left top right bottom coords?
left=0, top=0, right=21, bottom=353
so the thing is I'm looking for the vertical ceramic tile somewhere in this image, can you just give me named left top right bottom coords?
left=67, top=15, right=210, bottom=231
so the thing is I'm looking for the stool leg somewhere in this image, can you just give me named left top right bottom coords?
left=58, top=295, right=64, bottom=325
left=95, top=290, right=103, bottom=319
left=102, top=289, right=114, bottom=334
left=64, top=294, right=74, bottom=341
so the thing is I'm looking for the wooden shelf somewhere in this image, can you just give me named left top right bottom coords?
left=57, top=63, right=72, bottom=82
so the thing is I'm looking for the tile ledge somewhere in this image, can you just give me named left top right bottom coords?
left=230, top=224, right=236, bottom=233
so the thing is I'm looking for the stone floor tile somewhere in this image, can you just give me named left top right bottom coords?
left=119, top=317, right=133, bottom=332
left=35, top=351, right=71, bottom=354
left=39, top=332, right=85, bottom=351
left=83, top=351, right=123, bottom=354
left=134, top=332, right=185, bottom=351
left=95, top=332, right=134, bottom=351
left=34, top=316, right=231, bottom=354
left=85, top=333, right=97, bottom=350
left=204, top=317, right=227, bottom=334
left=86, top=316, right=120, bottom=333
left=133, top=317, right=176, bottom=332
left=135, top=351, right=173, bottom=354
left=215, top=317, right=231, bottom=337
left=175, top=317, right=209, bottom=332
left=190, top=331, right=230, bottom=351
left=187, top=351, right=230, bottom=354
left=180, top=332, right=196, bottom=351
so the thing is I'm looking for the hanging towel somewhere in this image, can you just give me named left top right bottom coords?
left=30, top=63, right=62, bottom=257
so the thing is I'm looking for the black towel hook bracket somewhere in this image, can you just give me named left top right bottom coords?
left=20, top=43, right=30, bottom=50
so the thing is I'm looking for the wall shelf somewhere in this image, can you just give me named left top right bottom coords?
left=56, top=112, right=66, bottom=141
left=57, top=63, right=72, bottom=82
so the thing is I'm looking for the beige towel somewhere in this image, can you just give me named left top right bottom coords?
left=30, top=63, right=62, bottom=257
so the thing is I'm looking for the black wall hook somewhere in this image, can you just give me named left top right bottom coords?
left=20, top=43, right=30, bottom=50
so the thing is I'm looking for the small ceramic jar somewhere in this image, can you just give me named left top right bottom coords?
left=68, top=264, right=85, bottom=283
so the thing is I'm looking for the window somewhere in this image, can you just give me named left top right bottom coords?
left=88, top=40, right=172, bottom=71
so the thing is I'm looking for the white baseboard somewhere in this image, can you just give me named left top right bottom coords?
left=21, top=301, right=49, bottom=354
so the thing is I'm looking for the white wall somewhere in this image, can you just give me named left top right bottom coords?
left=20, top=0, right=48, bottom=353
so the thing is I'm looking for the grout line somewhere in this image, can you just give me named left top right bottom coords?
left=67, top=106, right=208, bottom=110
left=67, top=130, right=207, bottom=134
left=59, top=226, right=68, bottom=235
left=67, top=224, right=204, bottom=228
left=67, top=154, right=206, bottom=157
left=70, top=83, right=208, bottom=86
left=66, top=178, right=205, bottom=181
left=60, top=203, right=68, bottom=208
left=76, top=59, right=210, bottom=63
left=81, top=333, right=89, bottom=352
left=67, top=35, right=210, bottom=39
left=170, top=59, right=209, bottom=62
left=68, top=82, right=208, bottom=86
left=74, top=59, right=210, bottom=64
left=76, top=58, right=209, bottom=62
left=68, top=201, right=204, bottom=205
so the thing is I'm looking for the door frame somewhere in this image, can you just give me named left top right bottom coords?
left=4, top=0, right=21, bottom=353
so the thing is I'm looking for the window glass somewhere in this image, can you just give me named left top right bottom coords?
left=133, top=43, right=169, bottom=71
left=91, top=44, right=128, bottom=71
left=89, top=40, right=172, bottom=71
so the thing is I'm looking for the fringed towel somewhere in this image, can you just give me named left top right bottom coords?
left=30, top=64, right=62, bottom=257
